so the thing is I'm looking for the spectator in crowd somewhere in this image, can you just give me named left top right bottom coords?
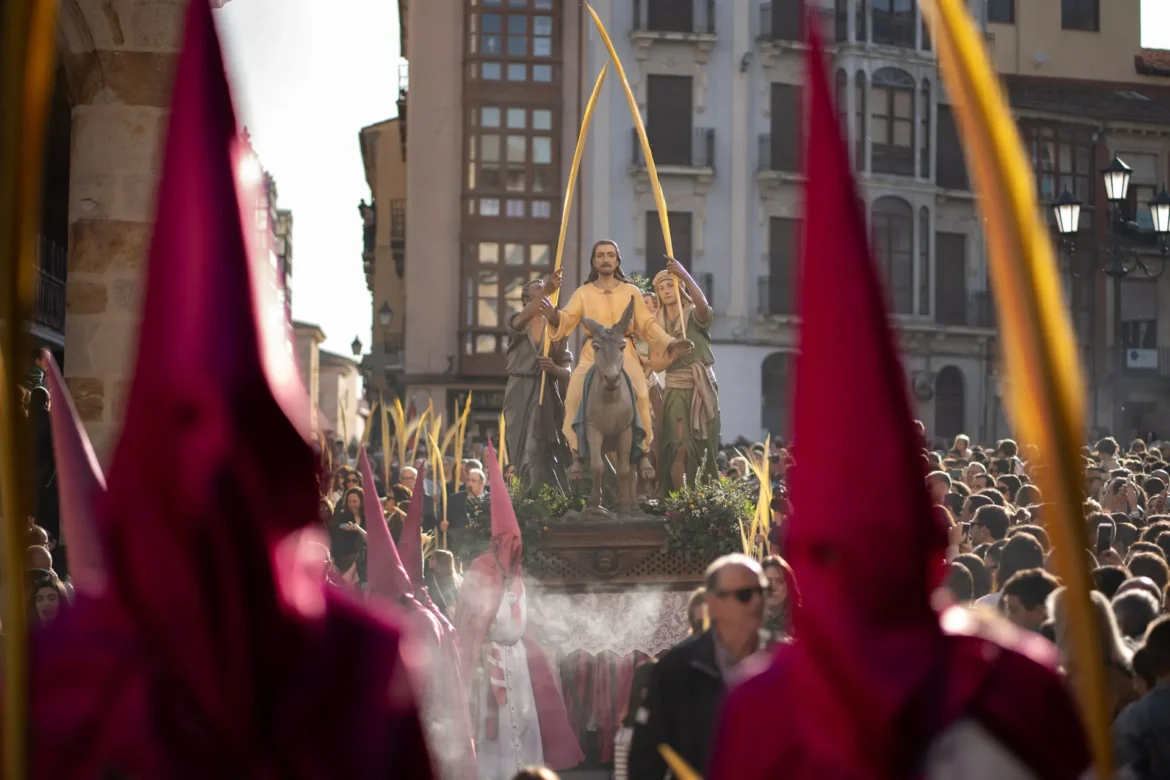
left=511, top=767, right=559, bottom=780
left=630, top=554, right=768, bottom=780
left=1049, top=588, right=1137, bottom=722
left=954, top=553, right=991, bottom=600
left=1113, top=616, right=1170, bottom=778
left=761, top=555, right=795, bottom=638
left=1097, top=437, right=1123, bottom=473
left=969, top=504, right=1010, bottom=549
left=976, top=533, right=1044, bottom=609
left=1113, top=590, right=1161, bottom=646
left=1129, top=553, right=1170, bottom=592
left=926, top=471, right=951, bottom=505
left=1001, top=568, right=1059, bottom=633
left=27, top=569, right=70, bottom=627
left=944, top=562, right=974, bottom=604
left=1094, top=565, right=1131, bottom=599
left=687, top=587, right=708, bottom=635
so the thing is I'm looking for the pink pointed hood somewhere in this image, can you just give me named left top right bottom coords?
left=359, top=447, right=414, bottom=601
left=31, top=2, right=435, bottom=778
left=44, top=357, right=107, bottom=595
left=484, top=439, right=521, bottom=574
left=74, top=0, right=330, bottom=751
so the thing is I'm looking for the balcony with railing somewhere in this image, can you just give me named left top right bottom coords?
left=758, top=2, right=834, bottom=46
left=34, top=236, right=66, bottom=336
left=632, top=0, right=715, bottom=38
left=757, top=275, right=795, bottom=317
left=396, top=60, right=409, bottom=162
left=934, top=291, right=996, bottom=330
left=632, top=128, right=715, bottom=175
left=757, top=133, right=802, bottom=175
left=389, top=198, right=406, bottom=278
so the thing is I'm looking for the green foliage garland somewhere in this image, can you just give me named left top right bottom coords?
left=459, top=473, right=755, bottom=562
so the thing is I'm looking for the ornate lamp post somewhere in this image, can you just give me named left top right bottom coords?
left=1052, top=155, right=1169, bottom=436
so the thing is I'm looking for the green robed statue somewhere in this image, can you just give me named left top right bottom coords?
left=650, top=258, right=721, bottom=496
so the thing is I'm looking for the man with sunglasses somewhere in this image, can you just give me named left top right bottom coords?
left=629, top=554, right=769, bottom=780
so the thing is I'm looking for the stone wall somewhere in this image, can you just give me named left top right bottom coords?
left=59, top=0, right=187, bottom=462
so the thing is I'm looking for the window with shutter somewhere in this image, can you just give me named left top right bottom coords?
left=769, top=83, right=803, bottom=173
left=936, top=104, right=969, bottom=190
left=647, top=75, right=694, bottom=167
left=645, top=212, right=693, bottom=278
left=767, top=217, right=802, bottom=316
left=934, top=232, right=968, bottom=326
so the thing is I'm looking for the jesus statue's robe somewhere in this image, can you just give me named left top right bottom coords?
left=550, top=281, right=674, bottom=453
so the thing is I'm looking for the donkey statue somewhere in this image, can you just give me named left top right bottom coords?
left=567, top=298, right=656, bottom=513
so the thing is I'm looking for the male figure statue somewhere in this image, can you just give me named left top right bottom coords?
left=503, top=277, right=573, bottom=492
left=650, top=258, right=721, bottom=495
left=540, top=240, right=690, bottom=483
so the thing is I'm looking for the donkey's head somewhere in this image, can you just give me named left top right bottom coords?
left=583, top=297, right=635, bottom=392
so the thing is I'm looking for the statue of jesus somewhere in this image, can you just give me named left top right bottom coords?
left=539, top=240, right=691, bottom=479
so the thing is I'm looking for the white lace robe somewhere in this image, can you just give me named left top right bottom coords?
left=473, top=590, right=544, bottom=780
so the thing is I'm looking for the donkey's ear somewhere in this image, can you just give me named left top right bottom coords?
left=617, top=297, right=636, bottom=333
left=582, top=318, right=604, bottom=336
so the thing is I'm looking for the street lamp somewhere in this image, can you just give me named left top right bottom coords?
left=1051, top=157, right=1169, bottom=437
left=351, top=336, right=362, bottom=357
left=378, top=302, right=393, bottom=328
left=1100, top=156, right=1132, bottom=204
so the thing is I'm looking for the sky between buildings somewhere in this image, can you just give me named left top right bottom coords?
left=213, top=1, right=1170, bottom=360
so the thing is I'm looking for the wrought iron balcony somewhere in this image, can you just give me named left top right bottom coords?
left=389, top=199, right=406, bottom=278
left=757, top=274, right=796, bottom=317
left=757, top=132, right=802, bottom=174
left=934, top=291, right=996, bottom=329
left=632, top=127, right=715, bottom=170
left=633, top=0, right=715, bottom=35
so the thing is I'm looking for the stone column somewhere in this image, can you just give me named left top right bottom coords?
left=61, top=0, right=185, bottom=462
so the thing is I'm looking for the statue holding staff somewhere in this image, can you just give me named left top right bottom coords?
left=539, top=241, right=691, bottom=494
left=650, top=258, right=721, bottom=495
left=504, top=277, right=573, bottom=492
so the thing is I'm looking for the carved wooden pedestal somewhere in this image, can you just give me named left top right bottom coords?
left=526, top=519, right=709, bottom=592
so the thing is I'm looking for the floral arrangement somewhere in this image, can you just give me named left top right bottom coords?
left=459, top=472, right=755, bottom=562
left=627, top=272, right=654, bottom=295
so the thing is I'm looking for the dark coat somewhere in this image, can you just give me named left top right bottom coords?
left=629, top=631, right=727, bottom=780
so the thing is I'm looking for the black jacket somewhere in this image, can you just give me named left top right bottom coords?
left=629, top=631, right=727, bottom=780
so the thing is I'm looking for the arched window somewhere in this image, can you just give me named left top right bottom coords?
left=919, top=206, right=930, bottom=316
left=836, top=69, right=848, bottom=153
left=872, top=68, right=915, bottom=176
left=855, top=71, right=868, bottom=171
left=761, top=352, right=794, bottom=438
left=934, top=366, right=965, bottom=440
left=871, top=196, right=914, bottom=314
left=872, top=0, right=916, bottom=47
left=920, top=79, right=931, bottom=179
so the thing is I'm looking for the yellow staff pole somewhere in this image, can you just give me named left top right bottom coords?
left=453, top=391, right=473, bottom=494
left=410, top=400, right=432, bottom=466
left=539, top=64, right=608, bottom=406
left=379, top=393, right=392, bottom=488
left=498, top=409, right=508, bottom=469
left=925, top=0, right=1110, bottom=773
left=426, top=427, right=448, bottom=549
left=360, top=400, right=376, bottom=449
left=587, top=4, right=685, bottom=340
left=1, top=1, right=59, bottom=775
left=658, top=745, right=702, bottom=780
left=391, top=396, right=408, bottom=470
